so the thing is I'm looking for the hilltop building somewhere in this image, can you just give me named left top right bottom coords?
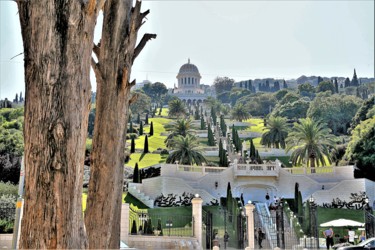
left=171, top=59, right=215, bottom=104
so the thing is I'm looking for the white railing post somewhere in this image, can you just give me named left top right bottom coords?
left=120, top=203, right=130, bottom=244
left=245, top=202, right=255, bottom=250
left=192, top=195, right=203, bottom=247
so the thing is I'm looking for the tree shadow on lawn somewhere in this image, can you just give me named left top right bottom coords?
left=139, top=153, right=146, bottom=162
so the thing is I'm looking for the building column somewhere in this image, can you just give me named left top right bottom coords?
left=245, top=202, right=255, bottom=250
left=120, top=203, right=130, bottom=244
left=192, top=196, right=203, bottom=247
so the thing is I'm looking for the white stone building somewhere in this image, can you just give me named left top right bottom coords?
left=171, top=59, right=214, bottom=104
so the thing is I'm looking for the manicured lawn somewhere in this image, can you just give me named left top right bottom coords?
left=205, top=156, right=220, bottom=164
left=129, top=117, right=172, bottom=152
left=243, top=118, right=265, bottom=134
left=158, top=107, right=169, bottom=117
left=127, top=153, right=168, bottom=169
left=317, top=207, right=364, bottom=238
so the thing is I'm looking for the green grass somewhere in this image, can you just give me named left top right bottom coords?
left=127, top=153, right=168, bottom=169
left=205, top=156, right=220, bottom=164
left=243, top=118, right=265, bottom=134
left=317, top=207, right=365, bottom=239
left=158, top=107, right=169, bottom=117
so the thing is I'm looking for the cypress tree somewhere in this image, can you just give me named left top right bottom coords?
left=137, top=113, right=140, bottom=124
left=334, top=78, right=339, bottom=94
left=294, top=182, right=299, bottom=213
left=157, top=218, right=163, bottom=236
left=226, top=182, right=232, bottom=211
left=159, top=106, right=162, bottom=116
left=146, top=218, right=153, bottom=234
left=149, top=121, right=154, bottom=136
left=143, top=220, right=148, bottom=235
left=351, top=69, right=359, bottom=86
left=144, top=135, right=149, bottom=153
left=298, top=191, right=303, bottom=224
left=200, top=116, right=206, bottom=130
left=219, top=139, right=223, bottom=166
left=130, top=137, right=135, bottom=153
left=256, top=150, right=262, bottom=164
left=133, top=163, right=139, bottom=183
left=194, top=106, right=200, bottom=120
left=223, top=150, right=228, bottom=167
left=129, top=121, right=133, bottom=133
left=145, top=113, right=149, bottom=125
left=139, top=121, right=143, bottom=135
left=304, top=201, right=311, bottom=236
left=211, top=106, right=217, bottom=126
left=208, top=125, right=215, bottom=146
left=131, top=220, right=137, bottom=235
left=250, top=139, right=256, bottom=159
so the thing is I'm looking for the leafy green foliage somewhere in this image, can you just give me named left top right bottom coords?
left=261, top=116, right=289, bottom=149
left=130, top=92, right=151, bottom=115
left=345, top=117, right=375, bottom=181
left=279, top=92, right=300, bottom=105
left=316, top=81, right=335, bottom=94
left=166, top=135, right=207, bottom=165
left=237, top=93, right=277, bottom=117
left=0, top=182, right=18, bottom=197
left=271, top=98, right=310, bottom=119
left=298, top=83, right=315, bottom=99
left=286, top=118, right=336, bottom=168
left=231, top=103, right=250, bottom=122
left=165, top=119, right=193, bottom=147
left=350, top=96, right=375, bottom=132
left=307, top=93, right=362, bottom=135
left=168, top=99, right=186, bottom=118
left=142, top=82, right=168, bottom=102
left=229, top=87, right=251, bottom=106
left=214, top=76, right=234, bottom=97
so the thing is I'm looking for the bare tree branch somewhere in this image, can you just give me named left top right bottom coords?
left=132, top=33, right=156, bottom=63
left=91, top=57, right=102, bottom=82
left=93, top=42, right=101, bottom=59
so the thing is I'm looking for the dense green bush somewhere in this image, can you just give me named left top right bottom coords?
left=0, top=219, right=14, bottom=233
left=0, top=182, right=18, bottom=197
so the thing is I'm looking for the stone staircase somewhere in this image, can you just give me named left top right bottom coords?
left=128, top=184, right=155, bottom=208
left=256, top=203, right=277, bottom=249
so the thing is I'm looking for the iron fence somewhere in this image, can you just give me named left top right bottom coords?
left=129, top=206, right=193, bottom=237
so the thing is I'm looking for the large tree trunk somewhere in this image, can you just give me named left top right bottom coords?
left=84, top=0, right=155, bottom=248
left=17, top=1, right=102, bottom=248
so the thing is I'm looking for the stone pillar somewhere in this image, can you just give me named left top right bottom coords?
left=192, top=196, right=203, bottom=247
left=245, top=202, right=255, bottom=250
left=120, top=203, right=130, bottom=244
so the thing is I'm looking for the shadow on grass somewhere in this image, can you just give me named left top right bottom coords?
left=139, top=153, right=147, bottom=161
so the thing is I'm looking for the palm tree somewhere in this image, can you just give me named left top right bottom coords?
left=286, top=118, right=336, bottom=168
left=168, top=99, right=186, bottom=118
left=166, top=135, right=207, bottom=166
left=231, top=103, right=250, bottom=122
left=164, top=119, right=193, bottom=147
left=261, top=116, right=289, bottom=149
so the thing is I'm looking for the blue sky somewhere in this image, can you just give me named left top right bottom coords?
left=1, top=1, right=374, bottom=99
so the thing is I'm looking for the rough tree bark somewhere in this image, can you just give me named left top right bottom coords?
left=84, top=0, right=155, bottom=248
left=17, top=0, right=103, bottom=248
